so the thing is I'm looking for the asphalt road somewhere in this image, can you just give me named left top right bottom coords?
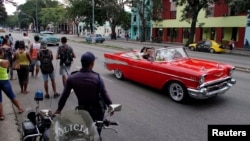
left=6, top=32, right=250, bottom=141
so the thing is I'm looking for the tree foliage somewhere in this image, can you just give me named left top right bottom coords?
left=99, top=0, right=131, bottom=39
left=119, top=11, right=131, bottom=31
left=17, top=0, right=61, bottom=31
left=65, top=0, right=130, bottom=37
left=0, top=3, right=7, bottom=24
left=65, top=0, right=108, bottom=34
left=175, top=0, right=238, bottom=45
left=39, top=6, right=66, bottom=30
left=129, top=0, right=163, bottom=42
left=5, top=14, right=18, bottom=28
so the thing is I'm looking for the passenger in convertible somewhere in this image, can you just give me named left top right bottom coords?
left=142, top=48, right=154, bottom=61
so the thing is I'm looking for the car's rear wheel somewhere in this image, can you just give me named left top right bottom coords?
left=114, top=69, right=124, bottom=80
left=167, top=82, right=188, bottom=103
left=209, top=48, right=215, bottom=53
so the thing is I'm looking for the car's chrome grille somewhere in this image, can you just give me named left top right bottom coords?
left=205, top=81, right=228, bottom=92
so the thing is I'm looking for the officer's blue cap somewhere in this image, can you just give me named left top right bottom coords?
left=81, top=52, right=96, bottom=64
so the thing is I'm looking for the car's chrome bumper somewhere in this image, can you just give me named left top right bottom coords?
left=187, top=78, right=236, bottom=99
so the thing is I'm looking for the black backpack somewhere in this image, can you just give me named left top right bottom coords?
left=58, top=45, right=73, bottom=66
left=0, top=47, right=13, bottom=62
left=39, top=49, right=54, bottom=74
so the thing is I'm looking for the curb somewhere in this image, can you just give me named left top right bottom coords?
left=235, top=66, right=250, bottom=73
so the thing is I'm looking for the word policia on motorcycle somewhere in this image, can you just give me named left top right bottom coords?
left=56, top=124, right=89, bottom=136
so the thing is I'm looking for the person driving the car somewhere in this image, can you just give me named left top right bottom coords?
left=142, top=48, right=154, bottom=61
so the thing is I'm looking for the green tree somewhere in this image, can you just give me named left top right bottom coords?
left=129, top=0, right=163, bottom=42
left=120, top=11, right=131, bottom=31
left=39, top=6, right=66, bottom=32
left=229, top=0, right=250, bottom=14
left=65, top=0, right=106, bottom=35
left=5, top=14, right=18, bottom=28
left=175, top=0, right=242, bottom=45
left=0, top=3, right=7, bottom=25
left=100, top=0, right=131, bottom=39
left=0, top=0, right=17, bottom=6
left=65, top=0, right=90, bottom=36
left=17, top=0, right=61, bottom=32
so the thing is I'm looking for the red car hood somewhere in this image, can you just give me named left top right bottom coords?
left=170, top=58, right=230, bottom=81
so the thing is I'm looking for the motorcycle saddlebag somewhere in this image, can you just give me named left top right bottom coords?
left=22, top=119, right=37, bottom=136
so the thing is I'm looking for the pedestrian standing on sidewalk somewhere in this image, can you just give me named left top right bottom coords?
left=244, top=39, right=249, bottom=49
left=29, top=35, right=41, bottom=77
left=229, top=38, right=235, bottom=51
left=0, top=51, right=24, bottom=121
left=56, top=37, right=76, bottom=87
left=0, top=38, right=15, bottom=80
left=14, top=41, right=31, bottom=94
left=38, top=41, right=60, bottom=99
left=8, top=34, right=13, bottom=47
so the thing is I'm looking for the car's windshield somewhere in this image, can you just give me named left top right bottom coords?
left=44, top=33, right=55, bottom=36
left=155, top=47, right=188, bottom=61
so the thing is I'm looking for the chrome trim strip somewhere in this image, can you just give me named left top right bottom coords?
left=105, top=59, right=198, bottom=82
left=199, top=76, right=232, bottom=88
left=187, top=78, right=236, bottom=99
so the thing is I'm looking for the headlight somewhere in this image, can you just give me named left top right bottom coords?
left=229, top=67, right=235, bottom=76
left=199, top=75, right=206, bottom=85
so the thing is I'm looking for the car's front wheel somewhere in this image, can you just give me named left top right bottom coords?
left=209, top=48, right=215, bottom=53
left=114, top=69, right=124, bottom=80
left=167, top=82, right=188, bottom=103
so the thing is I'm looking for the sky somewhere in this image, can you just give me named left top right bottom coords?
left=4, top=0, right=63, bottom=15
left=4, top=0, right=26, bottom=15
left=4, top=0, right=130, bottom=15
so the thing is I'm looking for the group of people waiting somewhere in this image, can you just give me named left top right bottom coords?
left=0, top=33, right=113, bottom=135
left=0, top=33, right=77, bottom=120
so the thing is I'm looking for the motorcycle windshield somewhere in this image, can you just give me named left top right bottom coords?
left=49, top=109, right=100, bottom=141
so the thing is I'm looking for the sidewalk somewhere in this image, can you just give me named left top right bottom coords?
left=0, top=94, right=20, bottom=141
left=64, top=34, right=250, bottom=72
left=65, top=34, right=250, bottom=57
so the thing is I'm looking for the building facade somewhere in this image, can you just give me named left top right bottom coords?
left=152, top=0, right=248, bottom=48
left=77, top=21, right=125, bottom=38
left=130, top=0, right=153, bottom=41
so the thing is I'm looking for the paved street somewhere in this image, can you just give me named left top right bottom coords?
left=0, top=33, right=250, bottom=141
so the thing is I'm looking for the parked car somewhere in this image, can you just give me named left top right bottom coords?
left=0, top=27, right=5, bottom=33
left=104, top=46, right=236, bottom=103
left=38, top=31, right=60, bottom=46
left=188, top=40, right=226, bottom=53
left=86, top=34, right=105, bottom=43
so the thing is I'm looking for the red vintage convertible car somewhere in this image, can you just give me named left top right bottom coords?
left=104, top=47, right=236, bottom=103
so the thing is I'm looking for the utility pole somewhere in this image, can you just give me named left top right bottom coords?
left=92, top=0, right=95, bottom=33
left=140, top=0, right=145, bottom=42
left=36, top=0, right=38, bottom=33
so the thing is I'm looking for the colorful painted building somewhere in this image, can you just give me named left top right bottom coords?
left=152, top=0, right=248, bottom=48
left=130, top=0, right=153, bottom=41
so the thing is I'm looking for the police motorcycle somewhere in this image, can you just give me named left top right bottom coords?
left=21, top=90, right=122, bottom=141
